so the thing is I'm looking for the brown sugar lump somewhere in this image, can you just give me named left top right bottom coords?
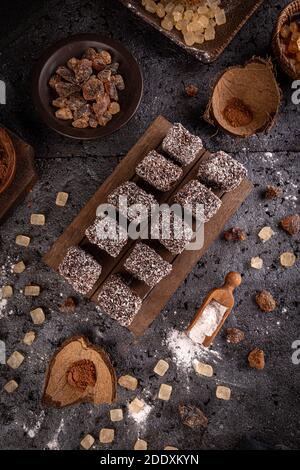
left=256, top=290, right=276, bottom=312
left=97, top=275, right=142, bottom=327
left=153, top=209, right=194, bottom=254
left=4, top=379, right=19, bottom=394
left=136, top=150, right=183, bottom=192
left=124, top=242, right=172, bottom=287
left=85, top=216, right=128, bottom=258
left=7, top=351, right=25, bottom=369
left=118, top=374, right=138, bottom=391
left=99, top=428, right=115, bottom=444
left=248, top=348, right=265, bottom=370
left=107, top=181, right=157, bottom=222
left=174, top=180, right=222, bottom=222
left=162, top=123, right=203, bottom=166
left=80, top=434, right=95, bottom=450
left=58, top=246, right=102, bottom=295
left=197, top=151, right=247, bottom=191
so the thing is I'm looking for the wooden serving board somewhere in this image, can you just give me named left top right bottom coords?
left=44, top=115, right=253, bottom=336
left=0, top=128, right=37, bottom=223
left=119, top=0, right=264, bottom=63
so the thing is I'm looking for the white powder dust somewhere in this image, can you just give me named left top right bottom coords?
left=128, top=400, right=153, bottom=429
left=23, top=411, right=45, bottom=439
left=188, top=301, right=227, bottom=345
left=47, top=418, right=65, bottom=450
left=166, top=329, right=222, bottom=372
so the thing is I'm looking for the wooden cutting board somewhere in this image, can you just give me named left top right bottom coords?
left=44, top=115, right=253, bottom=336
left=0, top=128, right=37, bottom=223
left=119, top=0, right=264, bottom=63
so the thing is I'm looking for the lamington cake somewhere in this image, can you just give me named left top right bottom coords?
left=197, top=151, right=247, bottom=191
left=162, top=123, right=203, bottom=166
left=97, top=274, right=142, bottom=327
left=152, top=209, right=194, bottom=255
left=124, top=242, right=172, bottom=287
left=174, top=180, right=222, bottom=222
left=107, top=181, right=157, bottom=222
left=136, top=150, right=183, bottom=192
left=85, top=215, right=128, bottom=257
left=58, top=246, right=102, bottom=295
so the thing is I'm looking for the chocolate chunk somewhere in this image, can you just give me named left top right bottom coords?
left=97, top=274, right=142, bottom=327
left=223, top=227, right=247, bottom=241
left=58, top=246, right=102, bottom=295
left=179, top=403, right=208, bottom=428
left=124, top=242, right=172, bottom=287
left=198, top=151, right=247, bottom=191
left=226, top=328, right=245, bottom=344
left=174, top=179, right=222, bottom=222
left=162, top=123, right=203, bottom=166
left=136, top=150, right=183, bottom=192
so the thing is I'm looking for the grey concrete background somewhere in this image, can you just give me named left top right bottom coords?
left=0, top=0, right=299, bottom=450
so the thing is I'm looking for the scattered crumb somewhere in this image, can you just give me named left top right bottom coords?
left=265, top=185, right=282, bottom=199
left=248, top=348, right=265, bottom=370
left=179, top=403, right=208, bottom=428
left=223, top=227, right=247, bottom=241
left=256, top=290, right=277, bottom=312
left=226, top=328, right=245, bottom=344
left=280, top=214, right=300, bottom=236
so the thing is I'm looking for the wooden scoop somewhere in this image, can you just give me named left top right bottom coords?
left=185, top=272, right=242, bottom=347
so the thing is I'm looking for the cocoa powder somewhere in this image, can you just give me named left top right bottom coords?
left=223, top=98, right=253, bottom=128
left=66, top=359, right=97, bottom=392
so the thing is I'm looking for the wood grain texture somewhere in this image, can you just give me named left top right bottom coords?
left=0, top=128, right=37, bottom=223
left=44, top=115, right=253, bottom=336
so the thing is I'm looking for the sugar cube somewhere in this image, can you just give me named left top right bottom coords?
left=30, top=307, right=45, bottom=325
left=134, top=439, right=147, bottom=450
left=193, top=360, right=213, bottom=377
left=118, top=374, right=138, bottom=391
left=13, top=261, right=26, bottom=274
left=23, top=331, right=36, bottom=345
left=56, top=192, right=69, bottom=207
left=80, top=434, right=95, bottom=450
left=154, top=359, right=169, bottom=377
left=216, top=385, right=231, bottom=400
left=4, top=379, right=19, bottom=393
left=99, top=428, right=115, bottom=444
left=7, top=351, right=25, bottom=369
left=158, top=384, right=172, bottom=401
left=128, top=397, right=145, bottom=415
left=15, top=235, right=31, bottom=247
left=110, top=409, right=123, bottom=422
left=30, top=214, right=46, bottom=225
left=25, top=285, right=40, bottom=296
left=2, top=285, right=13, bottom=298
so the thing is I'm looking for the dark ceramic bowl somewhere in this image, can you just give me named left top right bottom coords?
left=32, top=34, right=143, bottom=140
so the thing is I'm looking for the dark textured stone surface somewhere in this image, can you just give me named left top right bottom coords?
left=0, top=0, right=299, bottom=451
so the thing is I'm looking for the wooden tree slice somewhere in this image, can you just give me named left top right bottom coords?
left=43, top=336, right=117, bottom=407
